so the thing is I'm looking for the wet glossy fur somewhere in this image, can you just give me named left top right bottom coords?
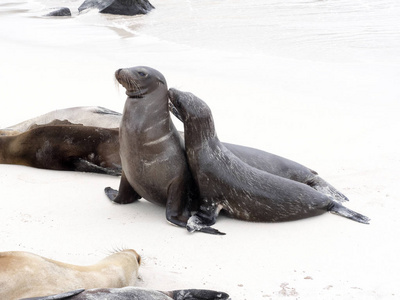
left=168, top=88, right=369, bottom=233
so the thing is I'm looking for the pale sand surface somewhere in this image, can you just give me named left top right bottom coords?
left=1, top=1, right=400, bottom=299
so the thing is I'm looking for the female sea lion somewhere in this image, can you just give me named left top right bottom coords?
left=0, top=106, right=121, bottom=136
left=103, top=66, right=219, bottom=232
left=0, top=123, right=121, bottom=175
left=22, top=287, right=230, bottom=300
left=168, top=88, right=370, bottom=234
left=0, top=249, right=141, bottom=300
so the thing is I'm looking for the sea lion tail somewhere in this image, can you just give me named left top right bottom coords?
left=327, top=202, right=370, bottom=224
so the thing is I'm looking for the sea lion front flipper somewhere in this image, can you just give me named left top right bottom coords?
left=104, top=172, right=141, bottom=204
left=73, top=158, right=121, bottom=176
left=20, top=288, right=85, bottom=300
left=165, top=177, right=192, bottom=228
left=186, top=200, right=225, bottom=235
left=168, top=289, right=230, bottom=300
left=186, top=214, right=225, bottom=235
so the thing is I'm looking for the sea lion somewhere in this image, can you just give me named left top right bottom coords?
left=0, top=249, right=141, bottom=300
left=22, top=287, right=230, bottom=300
left=168, top=88, right=370, bottom=234
left=0, top=106, right=121, bottom=136
left=172, top=100, right=348, bottom=203
left=0, top=122, right=121, bottom=175
left=1, top=105, right=348, bottom=202
left=103, top=66, right=218, bottom=233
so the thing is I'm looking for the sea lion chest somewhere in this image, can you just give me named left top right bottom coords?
left=119, top=96, right=188, bottom=205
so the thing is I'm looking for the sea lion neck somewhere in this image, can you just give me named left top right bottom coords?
left=184, top=114, right=217, bottom=150
left=121, top=88, right=171, bottom=136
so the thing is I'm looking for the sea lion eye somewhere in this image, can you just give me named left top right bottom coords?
left=138, top=71, right=147, bottom=77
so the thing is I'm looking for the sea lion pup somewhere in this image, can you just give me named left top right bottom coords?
left=104, top=66, right=221, bottom=235
left=0, top=106, right=121, bottom=136
left=168, top=88, right=370, bottom=234
left=0, top=249, right=141, bottom=300
left=0, top=122, right=121, bottom=175
left=21, top=287, right=230, bottom=300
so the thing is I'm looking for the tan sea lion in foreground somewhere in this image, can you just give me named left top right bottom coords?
left=0, top=249, right=140, bottom=300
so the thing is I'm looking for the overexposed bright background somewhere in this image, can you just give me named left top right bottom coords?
left=1, top=0, right=399, bottom=299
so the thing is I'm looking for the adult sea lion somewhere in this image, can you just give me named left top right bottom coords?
left=168, top=88, right=370, bottom=234
left=1, top=104, right=348, bottom=202
left=0, top=249, right=141, bottom=300
left=0, top=106, right=121, bottom=136
left=22, top=287, right=230, bottom=300
left=0, top=122, right=121, bottom=175
left=103, top=66, right=220, bottom=233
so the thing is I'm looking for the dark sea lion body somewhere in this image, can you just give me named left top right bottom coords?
left=168, top=88, right=370, bottom=233
left=0, top=122, right=121, bottom=175
left=222, top=142, right=347, bottom=202
left=22, top=287, right=230, bottom=300
left=104, top=66, right=197, bottom=228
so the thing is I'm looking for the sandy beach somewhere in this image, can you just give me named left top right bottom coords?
left=1, top=1, right=400, bottom=299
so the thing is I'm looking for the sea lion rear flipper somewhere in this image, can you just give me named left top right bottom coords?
left=169, top=289, right=230, bottom=300
left=105, top=172, right=141, bottom=204
left=20, top=288, right=85, bottom=300
left=327, top=202, right=370, bottom=224
left=308, top=176, right=349, bottom=202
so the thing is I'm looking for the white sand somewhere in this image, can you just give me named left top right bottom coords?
left=1, top=1, right=400, bottom=299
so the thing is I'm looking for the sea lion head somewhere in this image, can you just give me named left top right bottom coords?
left=168, top=88, right=212, bottom=123
left=115, top=66, right=167, bottom=98
left=168, top=88, right=216, bottom=142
